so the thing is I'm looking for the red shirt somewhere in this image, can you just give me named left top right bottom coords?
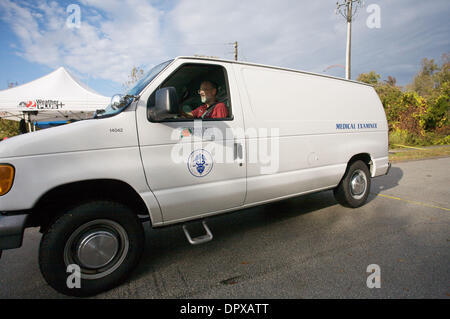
left=191, top=102, right=228, bottom=119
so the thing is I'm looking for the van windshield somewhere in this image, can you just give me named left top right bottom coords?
left=95, top=60, right=173, bottom=119
left=126, top=59, right=173, bottom=96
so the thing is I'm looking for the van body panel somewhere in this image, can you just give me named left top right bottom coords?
left=0, top=109, right=163, bottom=225
left=136, top=59, right=247, bottom=223
left=0, top=146, right=162, bottom=219
left=232, top=63, right=388, bottom=205
left=0, top=107, right=138, bottom=158
left=372, top=156, right=390, bottom=177
left=157, top=184, right=335, bottom=227
left=0, top=56, right=389, bottom=229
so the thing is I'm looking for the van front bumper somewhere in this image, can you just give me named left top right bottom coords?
left=0, top=212, right=29, bottom=254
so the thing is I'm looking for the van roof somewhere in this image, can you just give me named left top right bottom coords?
left=175, top=56, right=373, bottom=87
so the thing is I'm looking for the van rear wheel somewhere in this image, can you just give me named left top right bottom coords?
left=334, top=160, right=371, bottom=208
left=38, top=201, right=144, bottom=297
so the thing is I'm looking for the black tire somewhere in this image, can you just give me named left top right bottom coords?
left=39, top=201, right=144, bottom=297
left=333, top=160, right=371, bottom=208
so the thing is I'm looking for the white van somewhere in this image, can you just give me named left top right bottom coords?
left=0, top=57, right=390, bottom=296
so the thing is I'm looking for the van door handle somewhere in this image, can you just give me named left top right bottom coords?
left=234, top=142, right=243, bottom=160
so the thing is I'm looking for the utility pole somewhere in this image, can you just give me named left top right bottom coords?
left=336, top=0, right=363, bottom=80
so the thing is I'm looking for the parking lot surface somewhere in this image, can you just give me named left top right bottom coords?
left=1, top=157, right=449, bottom=299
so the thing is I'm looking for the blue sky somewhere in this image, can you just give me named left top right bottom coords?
left=0, top=0, right=449, bottom=97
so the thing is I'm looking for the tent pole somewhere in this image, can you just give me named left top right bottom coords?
left=27, top=113, right=31, bottom=133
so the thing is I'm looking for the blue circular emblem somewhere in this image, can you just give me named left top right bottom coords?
left=188, top=149, right=213, bottom=177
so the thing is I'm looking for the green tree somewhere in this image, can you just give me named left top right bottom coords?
left=412, top=55, right=450, bottom=132
left=385, top=76, right=397, bottom=87
left=356, top=71, right=380, bottom=85
left=358, top=54, right=449, bottom=146
left=0, top=118, right=20, bottom=139
left=408, top=58, right=440, bottom=97
left=376, top=83, right=404, bottom=126
left=0, top=82, right=21, bottom=139
left=357, top=71, right=403, bottom=129
left=423, top=81, right=449, bottom=131
left=433, top=53, right=450, bottom=89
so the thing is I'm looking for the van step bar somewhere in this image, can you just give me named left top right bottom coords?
left=182, top=221, right=213, bottom=245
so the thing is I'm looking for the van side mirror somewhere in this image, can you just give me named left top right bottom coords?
left=148, top=87, right=179, bottom=121
left=156, top=86, right=179, bottom=112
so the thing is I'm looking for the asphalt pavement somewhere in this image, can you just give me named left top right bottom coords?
left=0, top=157, right=449, bottom=299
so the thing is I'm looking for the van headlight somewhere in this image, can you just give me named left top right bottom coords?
left=0, top=164, right=15, bottom=196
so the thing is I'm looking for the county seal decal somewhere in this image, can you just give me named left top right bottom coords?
left=188, top=149, right=213, bottom=177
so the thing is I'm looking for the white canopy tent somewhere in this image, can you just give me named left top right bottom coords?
left=0, top=67, right=110, bottom=129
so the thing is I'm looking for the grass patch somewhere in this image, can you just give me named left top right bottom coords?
left=389, top=130, right=450, bottom=148
left=389, top=146, right=450, bottom=163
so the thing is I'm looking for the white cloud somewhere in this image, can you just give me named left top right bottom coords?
left=167, top=0, right=340, bottom=68
left=0, top=0, right=345, bottom=83
left=0, top=0, right=449, bottom=88
left=0, top=0, right=166, bottom=83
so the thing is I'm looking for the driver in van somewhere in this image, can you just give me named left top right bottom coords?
left=181, top=80, right=228, bottom=119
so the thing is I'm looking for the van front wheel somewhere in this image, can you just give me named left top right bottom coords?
left=334, top=160, right=371, bottom=208
left=38, top=201, right=144, bottom=297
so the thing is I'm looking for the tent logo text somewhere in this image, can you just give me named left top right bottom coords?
left=18, top=100, right=64, bottom=110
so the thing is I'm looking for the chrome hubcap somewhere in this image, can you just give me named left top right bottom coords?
left=76, top=231, right=119, bottom=269
left=64, top=219, right=129, bottom=280
left=350, top=169, right=367, bottom=200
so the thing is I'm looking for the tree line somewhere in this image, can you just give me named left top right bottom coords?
left=357, top=53, right=449, bottom=146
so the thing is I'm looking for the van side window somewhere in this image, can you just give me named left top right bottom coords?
left=147, top=64, right=233, bottom=122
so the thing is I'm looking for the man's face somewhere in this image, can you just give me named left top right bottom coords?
left=198, top=82, right=216, bottom=104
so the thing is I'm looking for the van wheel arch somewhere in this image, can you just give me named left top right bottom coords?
left=346, top=153, right=373, bottom=177
left=28, top=179, right=151, bottom=233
